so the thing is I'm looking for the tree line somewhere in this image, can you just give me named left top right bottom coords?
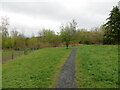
left=0, top=6, right=120, bottom=49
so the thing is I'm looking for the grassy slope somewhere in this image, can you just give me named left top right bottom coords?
left=0, top=54, right=1, bottom=89
left=3, top=50, right=24, bottom=57
left=2, top=50, right=24, bottom=62
left=76, top=45, right=118, bottom=88
left=3, top=47, right=72, bottom=88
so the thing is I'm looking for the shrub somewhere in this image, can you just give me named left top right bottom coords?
left=84, top=41, right=90, bottom=44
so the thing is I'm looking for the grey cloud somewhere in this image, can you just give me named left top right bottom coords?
left=1, top=2, right=110, bottom=22
left=0, top=1, right=119, bottom=36
left=0, top=2, right=71, bottom=21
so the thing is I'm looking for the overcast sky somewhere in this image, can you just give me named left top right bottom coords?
left=0, top=0, right=119, bottom=37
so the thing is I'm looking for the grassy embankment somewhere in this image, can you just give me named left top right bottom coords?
left=2, top=50, right=24, bottom=63
left=3, top=47, right=72, bottom=88
left=76, top=45, right=118, bottom=88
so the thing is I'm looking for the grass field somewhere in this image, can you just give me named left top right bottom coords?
left=75, top=45, right=118, bottom=88
left=2, top=47, right=72, bottom=88
left=2, top=50, right=24, bottom=63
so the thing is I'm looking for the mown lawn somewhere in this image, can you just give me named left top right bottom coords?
left=2, top=47, right=72, bottom=88
left=76, top=45, right=118, bottom=88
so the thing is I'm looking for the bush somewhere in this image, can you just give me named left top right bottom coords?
left=79, top=41, right=82, bottom=44
left=84, top=41, right=90, bottom=44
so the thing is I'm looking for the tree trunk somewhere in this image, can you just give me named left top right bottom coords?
left=66, top=43, right=69, bottom=49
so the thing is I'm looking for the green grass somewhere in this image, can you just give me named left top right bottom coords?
left=2, top=47, right=72, bottom=88
left=2, top=50, right=24, bottom=62
left=0, top=63, right=1, bottom=89
left=3, top=50, right=24, bottom=57
left=0, top=50, right=1, bottom=88
left=76, top=45, right=118, bottom=88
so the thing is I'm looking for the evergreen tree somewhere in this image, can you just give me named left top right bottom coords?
left=104, top=6, right=120, bottom=44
